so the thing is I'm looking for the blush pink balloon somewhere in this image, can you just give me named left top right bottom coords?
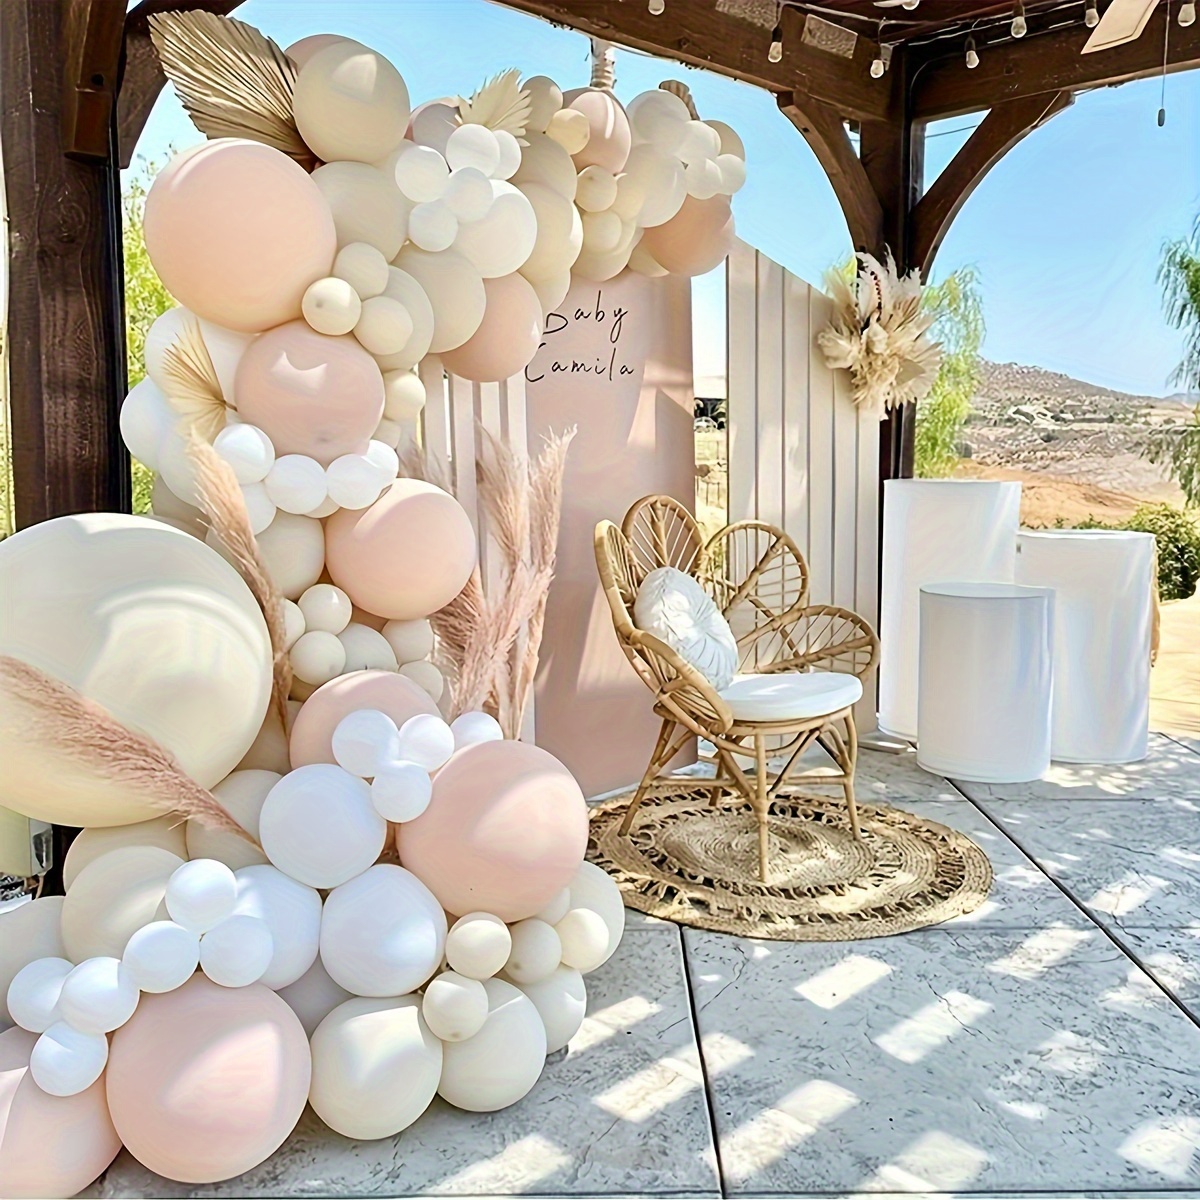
left=0, top=1028, right=121, bottom=1200
left=143, top=139, right=336, bottom=333
left=440, top=274, right=543, bottom=384
left=234, top=321, right=384, bottom=464
left=105, top=976, right=310, bottom=1184
left=637, top=194, right=735, bottom=278
left=564, top=88, right=631, bottom=174
left=289, top=669, right=439, bottom=769
left=324, top=479, right=477, bottom=620
left=398, top=740, right=589, bottom=921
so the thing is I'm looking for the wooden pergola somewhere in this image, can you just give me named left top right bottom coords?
left=3, top=0, right=1197, bottom=531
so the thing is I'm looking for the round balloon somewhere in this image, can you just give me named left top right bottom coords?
left=516, top=182, right=583, bottom=282
left=392, top=246, right=485, bottom=354
left=283, top=33, right=348, bottom=67
left=250, top=512, right=325, bottom=601
left=0, top=515, right=272, bottom=826
left=0, top=898, right=65, bottom=1029
left=510, top=133, right=578, bottom=201
left=453, top=182, right=537, bottom=279
left=567, top=860, right=626, bottom=968
left=106, top=976, right=310, bottom=1184
left=638, top=194, right=735, bottom=277
left=441, top=273, right=543, bottom=384
left=232, top=864, right=322, bottom=989
left=309, top=995, right=441, bottom=1139
left=310, top=161, right=410, bottom=259
left=516, top=965, right=586, bottom=1054
left=275, top=957, right=352, bottom=1038
left=187, top=768, right=276, bottom=870
left=143, top=139, right=335, bottom=332
left=398, top=740, right=588, bottom=922
left=63, top=816, right=188, bottom=890
left=371, top=267, right=436, bottom=372
left=565, top=88, right=631, bottom=173
left=0, top=1027, right=121, bottom=1199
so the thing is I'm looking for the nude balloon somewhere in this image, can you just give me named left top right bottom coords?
left=235, top=321, right=384, bottom=465
left=393, top=246, right=486, bottom=354
left=441, top=274, right=543, bottom=384
left=0, top=1027, right=121, bottom=1199
left=64, top=816, right=188, bottom=890
left=398, top=740, right=589, bottom=922
left=105, top=976, right=310, bottom=1184
left=324, top=479, right=477, bottom=621
left=638, top=194, right=735, bottom=277
left=143, top=140, right=335, bottom=333
left=518, top=182, right=583, bottom=282
left=564, top=88, right=631, bottom=174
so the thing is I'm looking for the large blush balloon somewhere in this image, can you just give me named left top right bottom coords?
left=398, top=740, right=589, bottom=922
left=143, top=140, right=335, bottom=332
left=324, top=479, right=477, bottom=621
left=392, top=246, right=485, bottom=354
left=0, top=515, right=271, bottom=826
left=105, top=976, right=310, bottom=1184
left=441, top=273, right=543, bottom=384
left=564, top=88, right=631, bottom=173
left=0, top=898, right=65, bottom=1028
left=638, top=194, right=735, bottom=277
left=0, top=1027, right=121, bottom=1199
left=235, top=321, right=384, bottom=465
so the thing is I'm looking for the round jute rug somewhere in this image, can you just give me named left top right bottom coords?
left=588, top=788, right=993, bottom=940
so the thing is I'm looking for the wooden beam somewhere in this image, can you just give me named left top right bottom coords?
left=3, top=0, right=130, bottom=526
left=61, top=0, right=127, bottom=161
left=913, top=4, right=1200, bottom=120
left=779, top=92, right=883, bottom=253
left=910, top=90, right=1072, bottom=274
left=498, top=0, right=892, bottom=121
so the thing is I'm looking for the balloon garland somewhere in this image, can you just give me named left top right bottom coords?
left=0, top=13, right=748, bottom=1195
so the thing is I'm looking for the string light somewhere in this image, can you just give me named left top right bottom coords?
left=1181, top=2, right=1196, bottom=27
left=1011, top=1, right=1028, bottom=36
left=870, top=43, right=893, bottom=77
left=768, top=21, right=784, bottom=62
left=965, top=35, right=980, bottom=67
left=902, top=0, right=920, bottom=8
left=1084, top=0, right=1099, bottom=27
left=648, top=0, right=665, bottom=13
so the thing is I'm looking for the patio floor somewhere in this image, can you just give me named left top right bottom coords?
left=87, top=734, right=1200, bottom=1200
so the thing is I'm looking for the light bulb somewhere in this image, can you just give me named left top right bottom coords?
left=965, top=37, right=980, bottom=68
left=648, top=0, right=665, bottom=12
left=870, top=55, right=886, bottom=78
left=768, top=24, right=783, bottom=62
left=1181, top=2, right=1197, bottom=27
left=902, top=0, right=920, bottom=8
left=1084, top=0, right=1099, bottom=27
left=1011, top=3, right=1027, bottom=36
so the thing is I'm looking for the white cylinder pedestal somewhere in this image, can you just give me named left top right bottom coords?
left=880, top=479, right=1022, bottom=739
left=917, top=583, right=1054, bottom=783
left=1015, top=529, right=1154, bottom=763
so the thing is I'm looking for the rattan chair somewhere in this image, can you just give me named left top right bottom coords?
left=595, top=495, right=880, bottom=881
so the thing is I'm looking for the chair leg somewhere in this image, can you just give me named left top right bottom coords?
left=842, top=712, right=862, bottom=841
left=754, top=734, right=771, bottom=883
left=620, top=717, right=674, bottom=835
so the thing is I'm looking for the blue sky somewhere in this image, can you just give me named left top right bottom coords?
left=132, top=0, right=1200, bottom=397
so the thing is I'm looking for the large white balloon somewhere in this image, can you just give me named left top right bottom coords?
left=319, top=864, right=446, bottom=997
left=391, top=248, right=484, bottom=355
left=623, top=143, right=687, bottom=228
left=232, top=864, right=322, bottom=990
left=453, top=182, right=537, bottom=278
left=516, top=965, right=586, bottom=1054
left=311, top=162, right=410, bottom=259
left=309, top=996, right=442, bottom=1139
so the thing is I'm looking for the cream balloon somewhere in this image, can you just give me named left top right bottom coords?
left=555, top=908, right=610, bottom=973
left=185, top=769, right=275, bottom=870
left=504, top=919, right=562, bottom=985
left=408, top=100, right=458, bottom=155
left=518, top=182, right=584, bottom=282
left=706, top=118, right=746, bottom=160
left=522, top=75, right=564, bottom=134
left=284, top=33, right=348, bottom=68
left=575, top=165, right=619, bottom=213
left=143, top=140, right=335, bottom=333
left=302, top=276, right=361, bottom=336
left=311, top=161, right=410, bottom=259
left=510, top=132, right=578, bottom=201
left=0, top=898, right=65, bottom=1028
left=382, top=370, right=427, bottom=424
left=516, top=965, right=586, bottom=1054
left=529, top=270, right=571, bottom=316
left=623, top=143, right=687, bottom=228
left=371, top=266, right=436, bottom=371
left=398, top=659, right=444, bottom=703
left=381, top=617, right=434, bottom=664
left=252, top=511, right=325, bottom=600
left=440, top=273, right=543, bottom=384
left=626, top=88, right=690, bottom=154
left=339, top=623, right=399, bottom=672
left=332, top=241, right=389, bottom=298
left=392, top=247, right=486, bottom=354
left=567, top=860, right=626, bottom=967
left=275, top=957, right=352, bottom=1038
left=0, top=515, right=272, bottom=825
left=421, top=971, right=489, bottom=1042
left=445, top=913, right=511, bottom=981
left=118, top=377, right=175, bottom=472
left=565, top=88, right=632, bottom=173
left=545, top=107, right=590, bottom=156
left=64, top=816, right=188, bottom=890
left=453, top=182, right=537, bottom=278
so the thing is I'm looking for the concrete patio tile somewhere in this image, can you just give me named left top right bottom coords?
left=969, top=798, right=1200, bottom=931
left=1111, top=926, right=1200, bottom=1022
left=951, top=733, right=1200, bottom=803
left=88, top=928, right=719, bottom=1199
left=683, top=927, right=1200, bottom=1197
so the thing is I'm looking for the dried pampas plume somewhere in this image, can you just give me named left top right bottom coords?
left=0, top=656, right=258, bottom=847
left=187, top=435, right=293, bottom=727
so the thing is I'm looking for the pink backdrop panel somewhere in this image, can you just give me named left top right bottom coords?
left=525, top=271, right=697, bottom=797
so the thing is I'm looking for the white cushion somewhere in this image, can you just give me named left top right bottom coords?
left=633, top=566, right=739, bottom=690
left=718, top=672, right=862, bottom=722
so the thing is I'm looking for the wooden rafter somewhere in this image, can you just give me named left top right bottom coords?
left=910, top=89, right=1073, bottom=274
left=61, top=0, right=127, bottom=160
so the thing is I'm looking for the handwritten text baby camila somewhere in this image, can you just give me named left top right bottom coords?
left=525, top=290, right=637, bottom=384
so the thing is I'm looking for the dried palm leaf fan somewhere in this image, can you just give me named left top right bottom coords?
left=458, top=68, right=533, bottom=142
left=159, top=316, right=227, bottom=443
left=148, top=9, right=315, bottom=168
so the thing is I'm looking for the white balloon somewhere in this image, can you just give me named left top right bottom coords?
left=623, top=143, right=686, bottom=228
left=382, top=617, right=434, bottom=664
left=627, top=89, right=690, bottom=154
left=443, top=167, right=493, bottom=222
left=391, top=142, right=450, bottom=203
left=339, top=623, right=400, bottom=673
left=30, top=1021, right=109, bottom=1097
left=240, top=481, right=277, bottom=535
left=265, top=454, right=328, bottom=515
left=408, top=200, right=458, bottom=252
left=438, top=978, right=547, bottom=1112
left=56, top=957, right=139, bottom=1034
left=121, top=921, right=199, bottom=994
left=453, top=182, right=537, bottom=278
left=319, top=864, right=446, bottom=997
left=166, top=859, right=238, bottom=934
left=677, top=119, right=722, bottom=165
left=333, top=241, right=390, bottom=299
left=684, top=157, right=723, bottom=201
left=521, top=76, right=563, bottom=135
left=311, top=161, right=410, bottom=259
left=504, top=918, right=562, bottom=984
left=298, top=584, right=352, bottom=635
left=214, top=422, right=274, bottom=484
left=119, top=378, right=175, bottom=470
left=371, top=267, right=436, bottom=372
left=450, top=711, right=504, bottom=750
left=354, top=294, right=414, bottom=357
left=332, top=708, right=400, bottom=778
left=392, top=248, right=485, bottom=355
left=567, top=860, right=625, bottom=968
left=396, top=713, right=455, bottom=771
left=575, top=165, right=618, bottom=213
left=309, top=995, right=442, bottom=1139
left=716, top=153, right=747, bottom=195
left=492, top=129, right=522, bottom=181
left=259, top=764, right=387, bottom=888
left=446, top=124, right=501, bottom=176
left=445, top=913, right=511, bottom=981
left=370, top=760, right=432, bottom=822
left=277, top=956, right=352, bottom=1038
left=554, top=908, right=609, bottom=973
left=516, top=965, right=586, bottom=1054
left=290, top=630, right=347, bottom=686
left=398, top=659, right=444, bottom=703
left=188, top=768, right=277, bottom=871
left=7, top=958, right=72, bottom=1033
left=422, top=971, right=488, bottom=1041
left=199, top=914, right=273, bottom=988
left=232, top=864, right=322, bottom=989
left=326, top=452, right=387, bottom=510
left=534, top=887, right=571, bottom=926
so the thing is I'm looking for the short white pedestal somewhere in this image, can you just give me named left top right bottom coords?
left=880, top=479, right=1021, bottom=739
left=917, top=582, right=1054, bottom=784
left=1015, top=529, right=1155, bottom=763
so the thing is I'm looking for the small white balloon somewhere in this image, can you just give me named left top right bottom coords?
left=298, top=583, right=353, bottom=635
left=370, top=760, right=432, bottom=822
left=567, top=860, right=625, bottom=969
left=684, top=157, right=723, bottom=200
left=382, top=618, right=435, bottom=664
left=575, top=165, right=618, bottom=213
left=121, top=921, right=199, bottom=994
left=555, top=907, right=610, bottom=974
left=241, top=481, right=277, bottom=535
left=30, top=1022, right=109, bottom=1097
left=333, top=241, right=390, bottom=299
left=326, top=452, right=387, bottom=510
left=396, top=713, right=455, bottom=771
left=534, top=886, right=571, bottom=926
left=716, top=153, right=747, bottom=195
left=332, top=708, right=401, bottom=778
left=450, top=711, right=504, bottom=750
left=492, top=129, right=522, bottom=181
left=442, top=167, right=493, bottom=222
left=422, top=971, right=489, bottom=1042
left=445, top=913, right=511, bottom=981
left=504, top=918, right=562, bottom=985
left=408, top=200, right=459, bottom=252
left=56, top=957, right=139, bottom=1034
left=338, top=623, right=400, bottom=673
left=383, top=371, right=427, bottom=424
left=364, top=439, right=400, bottom=485
left=677, top=119, right=722, bottom=165
left=446, top=123, right=501, bottom=176
left=301, top=276, right=362, bottom=336
left=393, top=142, right=451, bottom=203
left=290, top=629, right=348, bottom=686
left=166, top=859, right=238, bottom=934
left=266, top=454, right=328, bottom=515
left=232, top=864, right=323, bottom=990
left=398, top=660, right=444, bottom=703
left=213, top=423, right=274, bottom=484
left=7, top=958, right=72, bottom=1034
left=199, top=914, right=274, bottom=988
left=354, top=295, right=414, bottom=357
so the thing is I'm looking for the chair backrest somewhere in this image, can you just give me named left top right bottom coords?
left=621, top=494, right=704, bottom=582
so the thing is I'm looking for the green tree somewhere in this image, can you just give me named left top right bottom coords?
left=914, top=265, right=985, bottom=478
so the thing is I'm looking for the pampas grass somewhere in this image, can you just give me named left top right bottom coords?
left=0, top=656, right=258, bottom=846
